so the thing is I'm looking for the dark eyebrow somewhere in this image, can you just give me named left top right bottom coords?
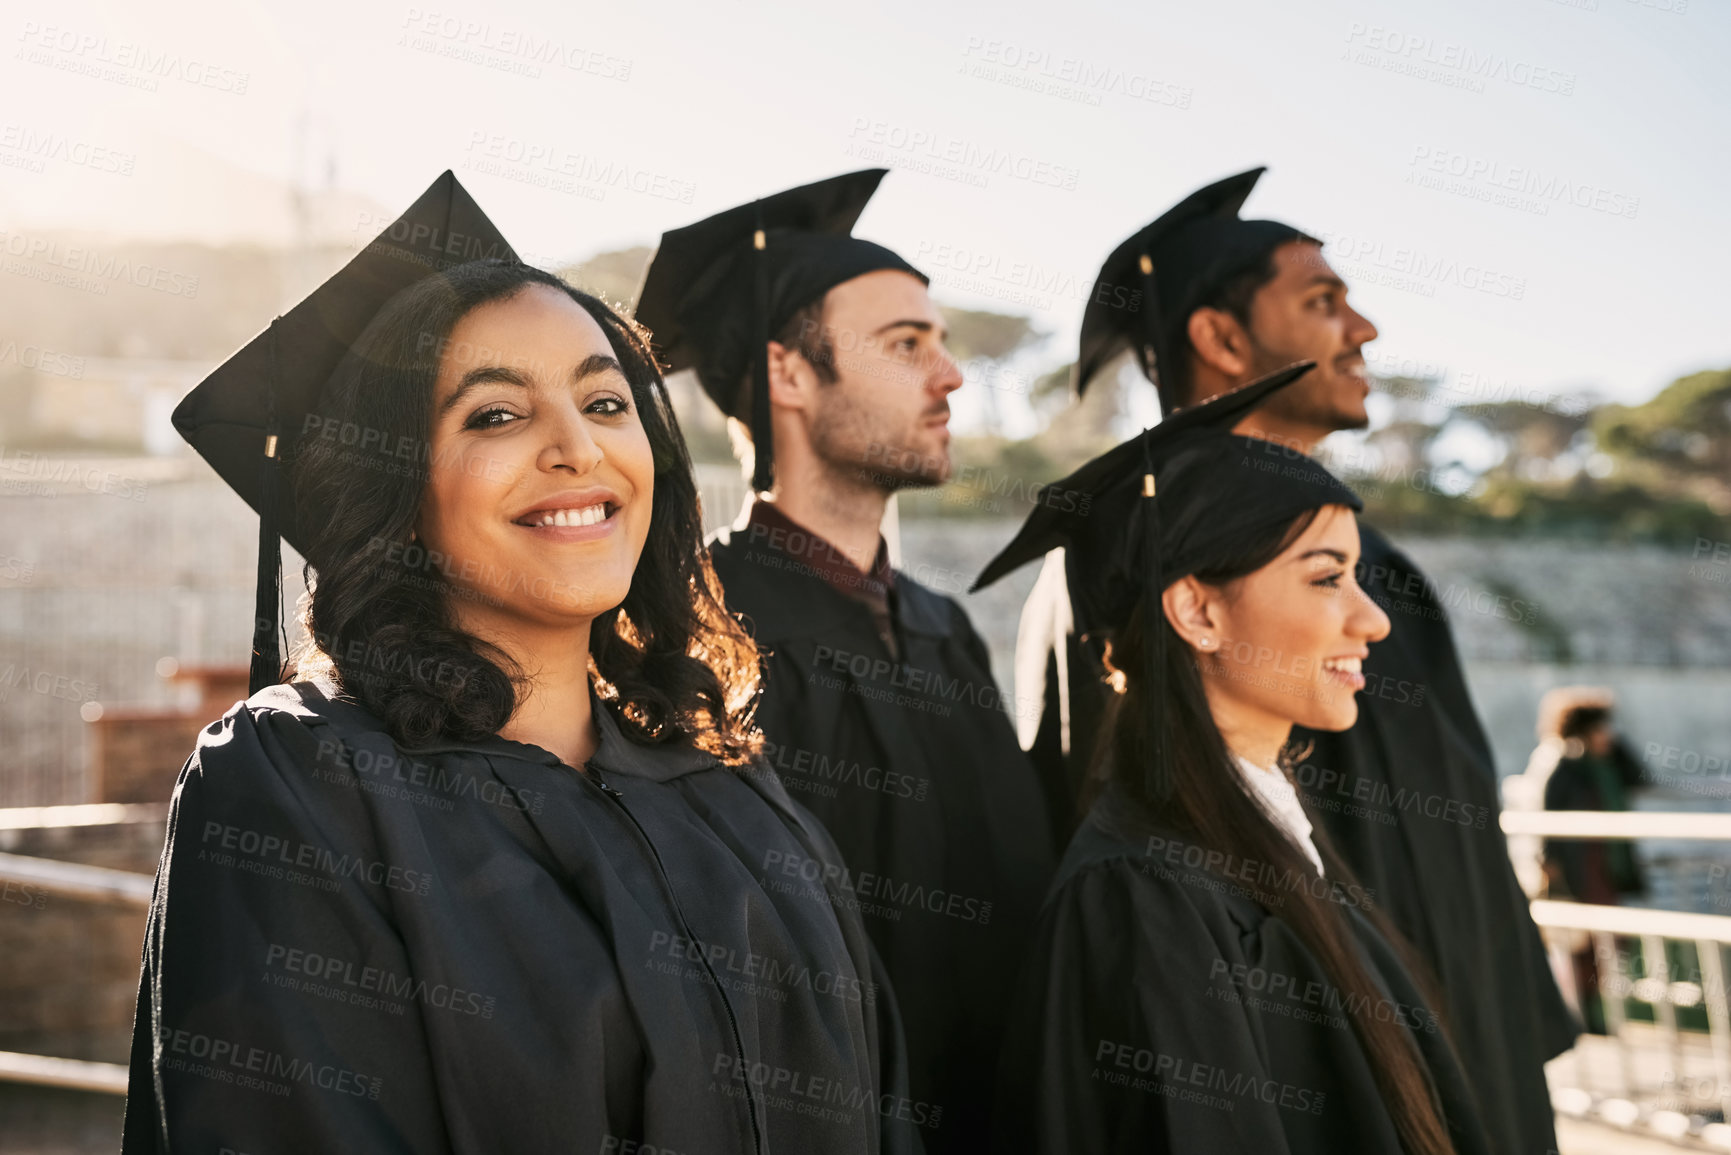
left=574, top=353, right=626, bottom=382
left=438, top=354, right=626, bottom=417
left=439, top=366, right=530, bottom=417
left=1304, top=274, right=1348, bottom=293
left=1296, top=548, right=1350, bottom=564
left=873, top=319, right=946, bottom=341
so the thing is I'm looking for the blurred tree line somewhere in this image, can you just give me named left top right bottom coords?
left=545, top=246, right=1731, bottom=544
left=4, top=233, right=1722, bottom=545
left=1338, top=369, right=1731, bottom=541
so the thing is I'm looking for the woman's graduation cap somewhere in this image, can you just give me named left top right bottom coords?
left=1076, top=167, right=1312, bottom=411
left=171, top=171, right=518, bottom=695
left=972, top=361, right=1362, bottom=797
left=632, top=169, right=926, bottom=492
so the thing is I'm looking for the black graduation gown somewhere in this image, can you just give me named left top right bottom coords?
left=708, top=526, right=1056, bottom=1154
left=121, top=678, right=921, bottom=1155
left=995, top=791, right=1494, bottom=1155
left=1016, top=525, right=1575, bottom=1155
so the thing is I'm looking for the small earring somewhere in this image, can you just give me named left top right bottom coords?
left=1198, top=636, right=1214, bottom=649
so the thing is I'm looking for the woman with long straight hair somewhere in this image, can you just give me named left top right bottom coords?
left=122, top=174, right=917, bottom=1155
left=980, top=367, right=1492, bottom=1154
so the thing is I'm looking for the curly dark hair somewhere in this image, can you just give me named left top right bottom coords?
left=286, top=259, right=761, bottom=763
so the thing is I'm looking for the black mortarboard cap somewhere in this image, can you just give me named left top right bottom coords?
left=633, top=169, right=926, bottom=492
left=172, top=171, right=517, bottom=694
left=973, top=361, right=1361, bottom=797
left=1077, top=167, right=1311, bottom=410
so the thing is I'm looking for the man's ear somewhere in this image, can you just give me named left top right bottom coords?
left=1161, top=575, right=1226, bottom=653
left=1186, top=307, right=1254, bottom=381
left=765, top=340, right=813, bottom=412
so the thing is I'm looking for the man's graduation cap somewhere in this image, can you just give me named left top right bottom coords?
left=973, top=361, right=1361, bottom=797
left=171, top=171, right=518, bottom=695
left=1076, top=167, right=1312, bottom=411
left=633, top=169, right=926, bottom=492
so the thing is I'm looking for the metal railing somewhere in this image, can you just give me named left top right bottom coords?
left=0, top=1050, right=128, bottom=1095
left=1, top=808, right=1726, bottom=1115
left=0, top=811, right=158, bottom=1096
left=0, top=851, right=153, bottom=909
left=1503, top=810, right=1731, bottom=840
left=1504, top=808, right=1731, bottom=1146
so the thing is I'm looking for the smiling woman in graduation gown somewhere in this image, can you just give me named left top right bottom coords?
left=979, top=369, right=1492, bottom=1155
left=121, top=174, right=917, bottom=1155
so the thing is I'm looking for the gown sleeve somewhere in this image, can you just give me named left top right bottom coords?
left=994, top=857, right=1293, bottom=1155
left=121, top=701, right=452, bottom=1155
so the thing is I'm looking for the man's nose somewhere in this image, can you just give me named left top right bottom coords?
left=931, top=347, right=964, bottom=395
left=1346, top=303, right=1378, bottom=349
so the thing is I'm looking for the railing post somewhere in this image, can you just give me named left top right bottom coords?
left=1642, top=933, right=1682, bottom=1100
left=1595, top=931, right=1636, bottom=1097
left=1546, top=928, right=1588, bottom=1090
left=1698, top=939, right=1731, bottom=1126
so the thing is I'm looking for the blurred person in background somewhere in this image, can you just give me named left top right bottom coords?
left=1530, top=688, right=1648, bottom=1035
left=1538, top=692, right=1647, bottom=904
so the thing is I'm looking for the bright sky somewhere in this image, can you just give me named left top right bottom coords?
left=2, top=0, right=1724, bottom=436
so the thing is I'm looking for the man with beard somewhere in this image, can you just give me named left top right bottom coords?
left=634, top=170, right=1055, bottom=1154
left=1012, top=167, right=1576, bottom=1155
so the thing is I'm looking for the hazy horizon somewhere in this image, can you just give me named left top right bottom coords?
left=3, top=0, right=1725, bottom=436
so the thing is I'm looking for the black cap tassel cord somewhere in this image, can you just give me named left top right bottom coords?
left=249, top=318, right=284, bottom=696
left=1137, top=253, right=1175, bottom=800
left=748, top=209, right=774, bottom=493
left=1138, top=437, right=1170, bottom=802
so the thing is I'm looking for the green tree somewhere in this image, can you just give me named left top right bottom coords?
left=1592, top=368, right=1731, bottom=512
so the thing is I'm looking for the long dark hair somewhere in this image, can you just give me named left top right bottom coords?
left=1099, top=507, right=1456, bottom=1155
left=287, top=260, right=761, bottom=763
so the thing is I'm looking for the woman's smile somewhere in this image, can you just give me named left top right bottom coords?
left=1318, top=653, right=1367, bottom=692
left=510, top=488, right=625, bottom=542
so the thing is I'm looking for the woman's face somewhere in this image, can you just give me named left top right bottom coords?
left=416, top=284, right=655, bottom=632
left=1179, top=505, right=1391, bottom=737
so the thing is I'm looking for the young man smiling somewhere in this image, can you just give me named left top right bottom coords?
left=635, top=170, right=1054, bottom=1154
left=1017, top=167, right=1575, bottom=1155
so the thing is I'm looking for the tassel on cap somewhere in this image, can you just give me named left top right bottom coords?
left=1138, top=430, right=1172, bottom=800
left=1136, top=249, right=1176, bottom=797
left=1138, top=253, right=1177, bottom=416
left=249, top=318, right=285, bottom=696
left=748, top=207, right=774, bottom=493
left=1137, top=252, right=1171, bottom=796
